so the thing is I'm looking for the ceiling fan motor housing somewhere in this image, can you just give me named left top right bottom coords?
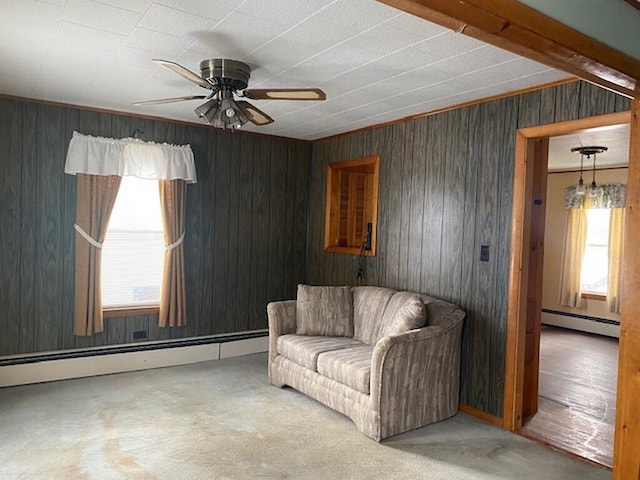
left=200, top=59, right=251, bottom=90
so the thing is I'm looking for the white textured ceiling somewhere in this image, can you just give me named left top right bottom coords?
left=0, top=0, right=570, bottom=140
left=548, top=123, right=630, bottom=171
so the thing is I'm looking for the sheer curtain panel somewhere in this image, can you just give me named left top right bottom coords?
left=558, top=206, right=587, bottom=308
left=607, top=208, right=625, bottom=313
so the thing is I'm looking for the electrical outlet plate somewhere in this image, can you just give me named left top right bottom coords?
left=133, top=330, right=148, bottom=341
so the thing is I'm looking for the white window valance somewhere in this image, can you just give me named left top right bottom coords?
left=64, top=131, right=197, bottom=183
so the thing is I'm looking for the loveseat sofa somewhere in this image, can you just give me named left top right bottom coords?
left=267, top=285, right=465, bottom=441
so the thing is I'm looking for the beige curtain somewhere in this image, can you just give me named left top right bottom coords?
left=158, top=179, right=187, bottom=327
left=607, top=207, right=625, bottom=313
left=74, top=173, right=121, bottom=336
left=558, top=207, right=587, bottom=308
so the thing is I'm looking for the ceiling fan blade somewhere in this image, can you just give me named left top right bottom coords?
left=133, top=95, right=208, bottom=106
left=236, top=101, right=274, bottom=126
left=152, top=59, right=212, bottom=89
left=242, top=88, right=326, bottom=101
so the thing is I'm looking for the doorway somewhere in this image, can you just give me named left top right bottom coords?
left=521, top=124, right=629, bottom=467
left=502, top=111, right=631, bottom=466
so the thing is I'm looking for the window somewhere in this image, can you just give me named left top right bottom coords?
left=101, top=176, right=165, bottom=308
left=66, top=132, right=195, bottom=335
left=324, top=155, right=379, bottom=256
left=580, top=208, right=610, bottom=295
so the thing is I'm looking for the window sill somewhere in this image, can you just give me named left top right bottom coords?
left=103, top=305, right=160, bottom=318
left=324, top=245, right=376, bottom=256
left=581, top=292, right=606, bottom=301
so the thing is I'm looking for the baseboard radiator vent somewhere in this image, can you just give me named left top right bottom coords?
left=541, top=309, right=620, bottom=338
left=0, top=331, right=268, bottom=388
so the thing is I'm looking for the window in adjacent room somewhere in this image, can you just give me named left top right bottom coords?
left=101, top=176, right=165, bottom=308
left=559, top=182, right=625, bottom=313
left=580, top=208, right=611, bottom=295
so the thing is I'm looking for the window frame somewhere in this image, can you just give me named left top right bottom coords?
left=581, top=292, right=606, bottom=301
left=100, top=175, right=166, bottom=316
left=579, top=207, right=611, bottom=301
left=103, top=305, right=160, bottom=318
left=324, top=155, right=379, bottom=256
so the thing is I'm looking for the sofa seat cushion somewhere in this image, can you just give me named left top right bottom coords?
left=317, top=345, right=374, bottom=395
left=277, top=335, right=364, bottom=371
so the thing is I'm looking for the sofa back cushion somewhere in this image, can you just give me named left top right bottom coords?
left=352, top=286, right=396, bottom=345
left=380, top=293, right=427, bottom=338
left=296, top=284, right=354, bottom=337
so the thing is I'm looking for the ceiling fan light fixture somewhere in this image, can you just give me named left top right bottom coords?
left=213, top=106, right=227, bottom=128
left=194, top=99, right=219, bottom=124
left=220, top=91, right=240, bottom=121
left=233, top=105, right=250, bottom=127
left=197, top=92, right=250, bottom=130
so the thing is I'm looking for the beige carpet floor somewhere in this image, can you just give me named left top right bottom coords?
left=0, top=353, right=610, bottom=480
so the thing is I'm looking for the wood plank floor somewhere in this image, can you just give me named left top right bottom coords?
left=520, top=326, right=618, bottom=468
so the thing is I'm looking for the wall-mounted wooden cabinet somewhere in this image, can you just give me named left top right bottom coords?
left=324, top=155, right=379, bottom=256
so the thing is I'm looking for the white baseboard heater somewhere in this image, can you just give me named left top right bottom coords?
left=542, top=309, right=620, bottom=338
left=0, top=331, right=268, bottom=388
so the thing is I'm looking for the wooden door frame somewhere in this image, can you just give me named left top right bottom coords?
left=520, top=136, right=548, bottom=420
left=613, top=99, right=640, bottom=476
left=503, top=111, right=631, bottom=432
left=373, top=2, right=640, bottom=477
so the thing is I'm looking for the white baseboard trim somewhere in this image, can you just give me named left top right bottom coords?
left=542, top=311, right=620, bottom=338
left=0, top=333, right=269, bottom=388
left=220, top=336, right=269, bottom=359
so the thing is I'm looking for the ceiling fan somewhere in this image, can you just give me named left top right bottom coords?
left=134, top=58, right=326, bottom=130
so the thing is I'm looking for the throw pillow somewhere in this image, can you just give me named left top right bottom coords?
left=296, top=284, right=354, bottom=337
left=382, top=294, right=427, bottom=337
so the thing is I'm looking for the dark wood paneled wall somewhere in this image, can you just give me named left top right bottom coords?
left=0, top=82, right=630, bottom=417
left=307, top=81, right=630, bottom=417
left=0, top=98, right=310, bottom=355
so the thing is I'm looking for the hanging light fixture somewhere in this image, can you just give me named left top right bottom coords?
left=572, top=147, right=587, bottom=196
left=570, top=146, right=607, bottom=197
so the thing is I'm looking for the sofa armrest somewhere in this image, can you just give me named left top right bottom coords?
left=267, top=300, right=297, bottom=364
left=370, top=319, right=464, bottom=438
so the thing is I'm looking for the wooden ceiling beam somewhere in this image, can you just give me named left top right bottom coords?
left=377, top=0, right=640, bottom=98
